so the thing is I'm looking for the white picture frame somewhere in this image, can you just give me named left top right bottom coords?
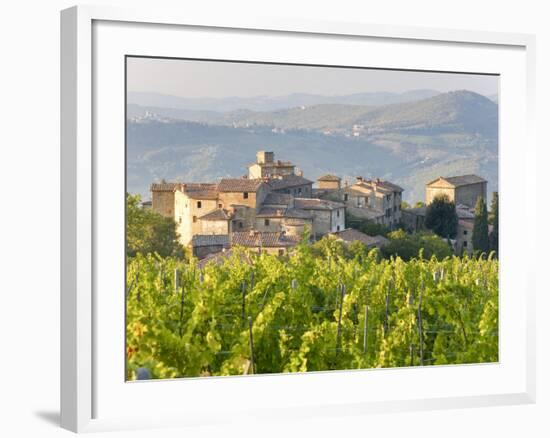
left=60, top=5, right=536, bottom=433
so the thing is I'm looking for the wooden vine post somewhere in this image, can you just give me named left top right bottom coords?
left=248, top=316, right=255, bottom=374
left=363, top=303, right=369, bottom=355
left=418, top=281, right=424, bottom=365
left=336, top=283, right=346, bottom=353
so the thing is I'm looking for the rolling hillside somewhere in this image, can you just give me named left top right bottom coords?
left=126, top=90, right=498, bottom=203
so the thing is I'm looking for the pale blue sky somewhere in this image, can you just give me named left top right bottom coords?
left=127, top=57, right=499, bottom=98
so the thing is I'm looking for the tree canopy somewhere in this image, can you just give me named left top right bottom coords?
left=424, top=194, right=458, bottom=239
left=489, top=192, right=498, bottom=256
left=126, top=194, right=185, bottom=258
left=381, top=229, right=453, bottom=261
left=472, top=196, right=490, bottom=254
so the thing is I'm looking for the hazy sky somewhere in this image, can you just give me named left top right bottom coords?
left=127, top=57, right=499, bottom=98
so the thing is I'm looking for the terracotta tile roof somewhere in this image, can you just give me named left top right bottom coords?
left=263, top=192, right=293, bottom=206
left=183, top=183, right=219, bottom=200
left=217, top=178, right=264, bottom=192
left=231, top=231, right=299, bottom=248
left=346, top=206, right=385, bottom=220
left=150, top=182, right=183, bottom=192
left=256, top=207, right=288, bottom=218
left=198, top=208, right=232, bottom=221
left=150, top=182, right=219, bottom=199
left=268, top=175, right=313, bottom=190
left=191, top=234, right=230, bottom=247
left=317, top=174, right=341, bottom=181
left=354, top=179, right=404, bottom=193
left=427, top=175, right=487, bottom=188
left=294, top=197, right=345, bottom=211
left=285, top=208, right=313, bottom=219
left=329, top=229, right=389, bottom=247
left=256, top=206, right=312, bottom=219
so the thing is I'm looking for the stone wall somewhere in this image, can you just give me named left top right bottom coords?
left=318, top=180, right=340, bottom=190
left=254, top=216, right=284, bottom=233
left=200, top=219, right=229, bottom=235
left=152, top=191, right=175, bottom=217
left=455, top=222, right=474, bottom=255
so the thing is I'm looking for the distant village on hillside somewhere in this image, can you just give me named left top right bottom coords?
left=143, top=150, right=489, bottom=263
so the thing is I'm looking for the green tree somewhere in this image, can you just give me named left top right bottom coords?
left=472, top=196, right=490, bottom=254
left=424, top=194, right=458, bottom=239
left=401, top=201, right=411, bottom=210
left=345, top=212, right=390, bottom=237
left=413, top=201, right=426, bottom=209
left=488, top=192, right=498, bottom=255
left=381, top=229, right=453, bottom=261
left=126, top=193, right=184, bottom=257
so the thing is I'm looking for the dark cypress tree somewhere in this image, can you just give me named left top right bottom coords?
left=472, top=196, right=490, bottom=253
left=424, top=194, right=458, bottom=239
left=489, top=192, right=499, bottom=256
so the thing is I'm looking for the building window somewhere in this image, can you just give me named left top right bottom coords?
left=278, top=249, right=284, bottom=256
left=239, top=221, right=243, bottom=228
left=179, top=217, right=182, bottom=224
left=264, top=219, right=270, bottom=226
left=463, top=241, right=468, bottom=247
left=197, top=201, right=202, bottom=208
left=464, top=230, right=468, bottom=235
left=344, top=194, right=349, bottom=202
left=193, top=216, right=197, bottom=223
left=337, top=225, right=341, bottom=231
left=243, top=192, right=249, bottom=199
left=336, top=210, right=340, bottom=218
left=298, top=188, right=302, bottom=194
left=218, top=203, right=222, bottom=208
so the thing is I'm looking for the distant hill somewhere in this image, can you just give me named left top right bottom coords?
left=127, top=89, right=441, bottom=112
left=126, top=90, right=498, bottom=203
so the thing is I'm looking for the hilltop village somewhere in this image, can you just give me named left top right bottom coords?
left=147, top=151, right=487, bottom=260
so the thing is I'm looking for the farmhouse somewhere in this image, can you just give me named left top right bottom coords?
left=426, top=175, right=487, bottom=208
left=330, top=177, right=404, bottom=229
left=401, top=174, right=490, bottom=255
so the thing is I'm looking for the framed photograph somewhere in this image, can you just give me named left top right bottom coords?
left=61, top=5, right=536, bottom=433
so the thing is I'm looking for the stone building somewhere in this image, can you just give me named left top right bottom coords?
left=150, top=151, right=348, bottom=259
left=455, top=219, right=474, bottom=255
left=293, top=198, right=346, bottom=237
left=217, top=178, right=269, bottom=231
left=248, top=151, right=296, bottom=179
left=425, top=175, right=487, bottom=208
left=316, top=174, right=342, bottom=190
left=338, top=177, right=404, bottom=229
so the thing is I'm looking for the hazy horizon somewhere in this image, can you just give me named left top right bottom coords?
left=127, top=57, right=498, bottom=99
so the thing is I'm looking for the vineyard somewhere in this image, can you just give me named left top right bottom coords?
left=126, top=240, right=498, bottom=380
